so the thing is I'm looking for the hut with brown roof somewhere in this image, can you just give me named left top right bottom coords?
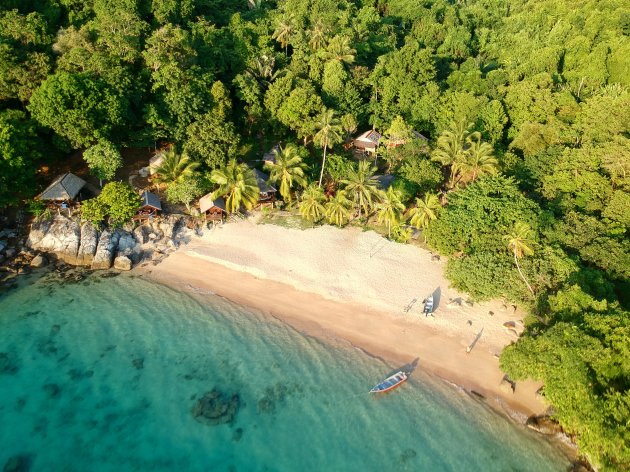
left=134, top=190, right=162, bottom=221
left=253, top=169, right=277, bottom=207
left=352, top=130, right=382, bottom=154
left=199, top=193, right=227, bottom=221
left=39, top=173, right=87, bottom=202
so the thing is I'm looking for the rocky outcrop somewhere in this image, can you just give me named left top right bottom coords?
left=27, top=216, right=81, bottom=264
left=526, top=415, right=563, bottom=435
left=76, top=223, right=99, bottom=265
left=91, top=230, right=121, bottom=270
left=29, top=254, right=48, bottom=268
left=191, top=389, right=240, bottom=426
left=113, top=255, right=132, bottom=271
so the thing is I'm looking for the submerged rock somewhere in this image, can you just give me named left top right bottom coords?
left=132, top=358, right=144, bottom=370
left=526, top=415, right=563, bottom=435
left=191, top=389, right=240, bottom=426
left=42, top=383, right=61, bottom=399
left=0, top=352, right=19, bottom=375
left=29, top=254, right=48, bottom=268
left=113, top=255, right=132, bottom=271
left=3, top=454, right=33, bottom=472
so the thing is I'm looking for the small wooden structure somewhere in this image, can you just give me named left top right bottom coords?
left=148, top=151, right=165, bottom=176
left=352, top=130, right=382, bottom=154
left=253, top=169, right=276, bottom=208
left=38, top=173, right=88, bottom=213
left=199, top=193, right=227, bottom=222
left=134, top=190, right=162, bottom=221
left=263, top=144, right=281, bottom=166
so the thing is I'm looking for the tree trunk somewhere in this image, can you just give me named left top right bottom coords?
left=318, top=144, right=328, bottom=188
left=387, top=220, right=391, bottom=238
left=514, top=251, right=535, bottom=296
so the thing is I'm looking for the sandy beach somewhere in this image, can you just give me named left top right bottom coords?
left=142, top=219, right=547, bottom=419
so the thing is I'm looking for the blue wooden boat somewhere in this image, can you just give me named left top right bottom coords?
left=369, top=371, right=408, bottom=393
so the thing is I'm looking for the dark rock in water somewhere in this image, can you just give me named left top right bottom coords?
left=257, top=397, right=275, bottom=414
left=132, top=358, right=144, bottom=370
left=568, top=458, right=594, bottom=472
left=67, top=368, right=94, bottom=381
left=42, top=383, right=61, bottom=399
left=232, top=427, right=244, bottom=442
left=191, top=389, right=240, bottom=426
left=0, top=352, right=19, bottom=375
left=15, top=397, right=26, bottom=411
left=3, top=454, right=33, bottom=472
left=50, top=325, right=61, bottom=335
left=526, top=415, right=563, bottom=435
left=400, top=449, right=417, bottom=463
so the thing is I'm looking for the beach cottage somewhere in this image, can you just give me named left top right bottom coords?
left=38, top=173, right=90, bottom=214
left=352, top=130, right=382, bottom=155
left=199, top=193, right=227, bottom=221
left=253, top=169, right=277, bottom=208
left=134, top=190, right=162, bottom=221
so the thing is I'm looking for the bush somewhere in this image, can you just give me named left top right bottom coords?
left=81, top=182, right=140, bottom=226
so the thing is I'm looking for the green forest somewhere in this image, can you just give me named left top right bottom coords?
left=0, top=0, right=628, bottom=468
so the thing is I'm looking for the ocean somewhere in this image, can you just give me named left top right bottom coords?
left=0, top=269, right=569, bottom=471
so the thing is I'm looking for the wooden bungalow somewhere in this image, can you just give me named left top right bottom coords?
left=252, top=169, right=277, bottom=208
left=38, top=173, right=88, bottom=212
left=199, top=193, right=227, bottom=222
left=134, top=190, right=162, bottom=221
left=352, top=130, right=382, bottom=154
left=148, top=151, right=165, bottom=176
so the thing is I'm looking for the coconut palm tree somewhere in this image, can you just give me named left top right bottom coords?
left=408, top=193, right=441, bottom=238
left=264, top=144, right=307, bottom=202
left=153, top=149, right=200, bottom=188
left=503, top=222, right=535, bottom=296
left=431, top=120, right=470, bottom=189
left=308, top=19, right=327, bottom=51
left=299, top=184, right=326, bottom=225
left=272, top=14, right=294, bottom=55
left=323, top=35, right=355, bottom=67
left=375, top=187, right=405, bottom=238
left=341, top=160, right=381, bottom=219
left=313, top=108, right=343, bottom=188
left=210, top=159, right=259, bottom=213
left=325, top=190, right=352, bottom=227
left=456, top=133, right=498, bottom=184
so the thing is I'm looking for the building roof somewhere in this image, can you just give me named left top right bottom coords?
left=386, top=130, right=429, bottom=147
left=355, top=129, right=382, bottom=144
left=199, top=193, right=227, bottom=213
left=375, top=174, right=395, bottom=190
left=39, top=173, right=86, bottom=201
left=253, top=169, right=277, bottom=194
left=140, top=190, right=162, bottom=211
left=263, top=144, right=281, bottom=164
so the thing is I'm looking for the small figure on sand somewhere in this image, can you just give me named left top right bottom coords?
left=423, top=295, right=434, bottom=317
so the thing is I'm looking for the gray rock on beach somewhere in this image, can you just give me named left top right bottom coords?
left=27, top=216, right=81, bottom=264
left=113, top=255, right=132, bottom=271
left=29, top=254, right=48, bottom=268
left=76, top=223, right=99, bottom=265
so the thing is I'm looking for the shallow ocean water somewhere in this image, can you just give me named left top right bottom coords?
left=0, top=270, right=568, bottom=471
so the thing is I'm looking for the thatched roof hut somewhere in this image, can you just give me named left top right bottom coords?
left=139, top=190, right=162, bottom=212
left=252, top=169, right=277, bottom=196
left=199, top=193, right=227, bottom=220
left=39, top=173, right=87, bottom=201
left=353, top=130, right=382, bottom=153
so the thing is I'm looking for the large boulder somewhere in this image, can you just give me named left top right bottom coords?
left=76, top=223, right=99, bottom=266
left=27, top=216, right=80, bottom=264
left=133, top=225, right=149, bottom=244
left=191, top=389, right=240, bottom=426
left=113, top=255, right=132, bottom=271
left=91, top=230, right=121, bottom=270
left=29, top=254, right=48, bottom=268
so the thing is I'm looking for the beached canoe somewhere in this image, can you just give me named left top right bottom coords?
left=369, top=371, right=408, bottom=393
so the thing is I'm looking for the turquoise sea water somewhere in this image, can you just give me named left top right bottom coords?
left=0, top=270, right=569, bottom=471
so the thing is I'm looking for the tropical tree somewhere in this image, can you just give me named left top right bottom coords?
left=165, top=176, right=206, bottom=212
left=210, top=159, right=259, bottom=213
left=431, top=120, right=470, bottom=189
left=408, top=193, right=441, bottom=238
left=325, top=190, right=352, bottom=227
left=153, top=149, right=200, bottom=187
left=272, top=14, right=294, bottom=55
left=264, top=144, right=307, bottom=202
left=456, top=133, right=498, bottom=184
left=313, top=108, right=343, bottom=187
left=308, top=20, right=327, bottom=51
left=323, top=35, right=355, bottom=67
left=503, top=222, right=536, bottom=296
left=83, top=140, right=123, bottom=187
left=299, top=184, right=326, bottom=225
left=376, top=187, right=405, bottom=238
left=341, top=160, right=381, bottom=219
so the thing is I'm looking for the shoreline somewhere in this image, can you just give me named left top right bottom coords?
left=140, top=250, right=545, bottom=420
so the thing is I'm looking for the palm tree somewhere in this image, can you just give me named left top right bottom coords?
left=325, top=190, right=352, bottom=227
left=308, top=20, right=327, bottom=51
left=272, top=14, right=294, bottom=55
left=153, top=149, right=200, bottom=187
left=323, top=35, right=355, bottom=67
left=341, top=160, right=381, bottom=219
left=375, top=187, right=405, bottom=238
left=457, top=133, right=498, bottom=184
left=299, top=184, right=326, bottom=225
left=210, top=159, right=259, bottom=213
left=313, top=108, right=343, bottom=188
left=431, top=120, right=470, bottom=189
left=408, top=193, right=441, bottom=239
left=264, top=144, right=308, bottom=202
left=503, top=222, right=535, bottom=296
